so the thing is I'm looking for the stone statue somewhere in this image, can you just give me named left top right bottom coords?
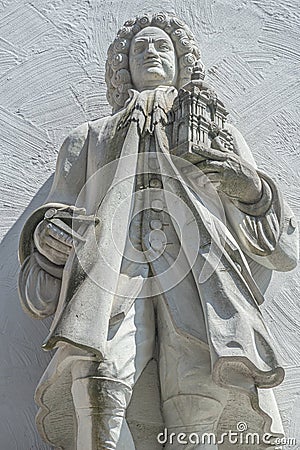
left=18, top=12, right=298, bottom=450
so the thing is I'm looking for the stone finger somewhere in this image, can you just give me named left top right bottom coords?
left=40, top=243, right=69, bottom=265
left=196, top=159, right=224, bottom=173
left=46, top=223, right=73, bottom=245
left=44, top=234, right=73, bottom=255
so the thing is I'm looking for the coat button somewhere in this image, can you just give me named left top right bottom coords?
left=150, top=239, right=164, bottom=251
left=150, top=220, right=163, bottom=230
left=149, top=178, right=162, bottom=189
left=149, top=230, right=166, bottom=251
left=151, top=199, right=164, bottom=211
left=290, top=216, right=297, bottom=229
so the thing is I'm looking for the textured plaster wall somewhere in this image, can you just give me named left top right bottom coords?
left=0, top=0, right=299, bottom=448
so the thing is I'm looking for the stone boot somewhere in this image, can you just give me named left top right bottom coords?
left=72, top=376, right=132, bottom=450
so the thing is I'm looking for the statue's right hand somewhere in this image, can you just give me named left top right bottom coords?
left=33, top=220, right=74, bottom=266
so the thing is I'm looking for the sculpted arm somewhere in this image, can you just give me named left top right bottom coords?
left=18, top=122, right=89, bottom=319
left=219, top=124, right=299, bottom=271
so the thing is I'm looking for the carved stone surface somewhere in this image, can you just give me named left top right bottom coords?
left=0, top=2, right=299, bottom=449
left=16, top=12, right=299, bottom=449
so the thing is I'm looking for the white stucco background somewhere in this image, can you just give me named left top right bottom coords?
left=0, top=0, right=299, bottom=448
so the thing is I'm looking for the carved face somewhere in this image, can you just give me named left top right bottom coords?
left=129, top=26, right=178, bottom=91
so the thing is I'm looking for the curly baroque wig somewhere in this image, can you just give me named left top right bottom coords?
left=105, top=12, right=205, bottom=112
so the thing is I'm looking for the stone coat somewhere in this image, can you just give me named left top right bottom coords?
left=19, top=87, right=298, bottom=405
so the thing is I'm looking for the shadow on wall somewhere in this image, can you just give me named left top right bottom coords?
left=0, top=176, right=54, bottom=450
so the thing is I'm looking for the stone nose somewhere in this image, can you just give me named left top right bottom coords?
left=145, top=42, right=159, bottom=57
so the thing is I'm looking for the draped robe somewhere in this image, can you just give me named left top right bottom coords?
left=18, top=86, right=299, bottom=448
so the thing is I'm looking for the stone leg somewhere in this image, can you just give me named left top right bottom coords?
left=72, top=376, right=132, bottom=450
left=161, top=396, right=220, bottom=450
left=157, top=298, right=229, bottom=450
left=71, top=296, right=156, bottom=450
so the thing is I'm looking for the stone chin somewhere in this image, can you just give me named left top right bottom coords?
left=140, top=64, right=174, bottom=85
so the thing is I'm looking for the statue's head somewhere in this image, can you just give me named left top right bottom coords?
left=105, top=12, right=204, bottom=112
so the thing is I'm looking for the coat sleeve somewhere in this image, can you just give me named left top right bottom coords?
left=18, top=122, right=90, bottom=319
left=223, top=123, right=298, bottom=272
left=46, top=122, right=90, bottom=204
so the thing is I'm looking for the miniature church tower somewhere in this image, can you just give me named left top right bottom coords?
left=170, top=63, right=234, bottom=163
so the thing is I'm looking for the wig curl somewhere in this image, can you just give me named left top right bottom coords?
left=105, top=12, right=205, bottom=112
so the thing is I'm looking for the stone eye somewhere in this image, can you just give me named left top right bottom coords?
left=134, top=42, right=146, bottom=53
left=158, top=42, right=171, bottom=51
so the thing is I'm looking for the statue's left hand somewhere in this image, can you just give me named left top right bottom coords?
left=196, top=152, right=262, bottom=204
